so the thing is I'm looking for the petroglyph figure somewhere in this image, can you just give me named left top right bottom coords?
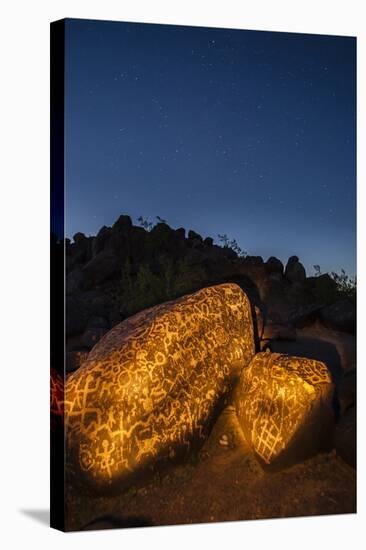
left=64, top=284, right=255, bottom=490
left=52, top=283, right=334, bottom=491
left=234, top=352, right=334, bottom=466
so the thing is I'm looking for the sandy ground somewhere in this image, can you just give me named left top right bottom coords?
left=64, top=321, right=356, bottom=531
left=65, top=403, right=356, bottom=531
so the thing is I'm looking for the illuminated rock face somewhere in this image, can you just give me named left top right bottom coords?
left=234, top=352, right=334, bottom=467
left=65, top=283, right=255, bottom=490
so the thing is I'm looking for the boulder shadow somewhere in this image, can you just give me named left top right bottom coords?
left=269, top=336, right=343, bottom=384
left=269, top=336, right=343, bottom=421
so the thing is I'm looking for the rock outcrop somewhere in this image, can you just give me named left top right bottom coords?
left=63, top=214, right=356, bottom=359
left=285, top=256, right=306, bottom=284
left=320, top=299, right=356, bottom=333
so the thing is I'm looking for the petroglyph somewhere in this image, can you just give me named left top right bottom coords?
left=51, top=283, right=334, bottom=491
left=234, top=352, right=334, bottom=465
left=64, top=284, right=255, bottom=489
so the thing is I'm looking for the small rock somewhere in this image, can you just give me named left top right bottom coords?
left=219, top=434, right=229, bottom=446
left=259, top=340, right=271, bottom=352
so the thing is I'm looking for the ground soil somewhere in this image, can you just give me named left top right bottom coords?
left=65, top=403, right=356, bottom=531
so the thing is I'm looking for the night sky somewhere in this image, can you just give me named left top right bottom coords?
left=65, top=18, right=356, bottom=276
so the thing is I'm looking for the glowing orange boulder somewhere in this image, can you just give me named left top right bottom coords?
left=65, top=283, right=255, bottom=490
left=234, top=352, right=334, bottom=467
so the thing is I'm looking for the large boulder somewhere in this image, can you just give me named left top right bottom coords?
left=285, top=256, right=306, bottom=283
left=73, top=232, right=87, bottom=244
left=94, top=225, right=113, bottom=255
left=147, top=223, right=178, bottom=255
left=175, top=227, right=186, bottom=240
left=320, top=299, right=356, bottom=333
left=108, top=215, right=133, bottom=257
left=288, top=303, right=324, bottom=328
left=65, top=284, right=255, bottom=491
left=265, top=257, right=284, bottom=277
left=68, top=233, right=93, bottom=268
left=305, top=274, right=338, bottom=303
left=188, top=229, right=203, bottom=242
left=112, top=215, right=132, bottom=231
left=234, top=352, right=334, bottom=468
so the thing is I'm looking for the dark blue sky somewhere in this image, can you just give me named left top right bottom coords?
left=65, top=19, right=356, bottom=276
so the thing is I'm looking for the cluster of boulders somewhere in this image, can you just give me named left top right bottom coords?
left=62, top=214, right=355, bottom=362
left=59, top=214, right=356, bottom=469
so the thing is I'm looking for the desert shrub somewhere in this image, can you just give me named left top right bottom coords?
left=330, top=269, right=356, bottom=301
left=137, top=216, right=153, bottom=232
left=117, top=255, right=206, bottom=316
left=306, top=267, right=356, bottom=304
left=217, top=234, right=247, bottom=257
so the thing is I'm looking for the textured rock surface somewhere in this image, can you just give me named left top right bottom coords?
left=65, top=283, right=255, bottom=491
left=234, top=352, right=334, bottom=467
